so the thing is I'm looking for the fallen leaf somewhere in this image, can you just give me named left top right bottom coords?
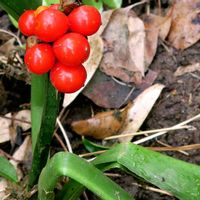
left=13, top=110, right=31, bottom=131
left=174, top=63, right=200, bottom=76
left=142, top=11, right=172, bottom=67
left=71, top=107, right=128, bottom=139
left=83, top=69, right=135, bottom=108
left=83, top=69, right=158, bottom=109
left=0, top=38, right=16, bottom=57
left=10, top=136, right=32, bottom=180
left=0, top=110, right=31, bottom=144
left=168, top=0, right=200, bottom=49
left=0, top=179, right=7, bottom=199
left=100, top=7, right=145, bottom=84
left=0, top=113, right=12, bottom=144
left=119, top=84, right=165, bottom=142
left=143, top=12, right=172, bottom=64
left=143, top=14, right=159, bottom=70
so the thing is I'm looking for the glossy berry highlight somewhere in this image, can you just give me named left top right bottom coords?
left=68, top=5, right=101, bottom=36
left=53, top=33, right=90, bottom=66
left=24, top=44, right=55, bottom=74
left=50, top=62, right=87, bottom=93
left=18, top=10, right=35, bottom=36
left=34, top=9, right=69, bottom=42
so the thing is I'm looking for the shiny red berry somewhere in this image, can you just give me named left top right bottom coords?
left=34, top=9, right=69, bottom=42
left=50, top=62, right=87, bottom=93
left=53, top=33, right=90, bottom=66
left=18, top=10, right=35, bottom=36
left=24, top=43, right=55, bottom=74
left=68, top=5, right=101, bottom=36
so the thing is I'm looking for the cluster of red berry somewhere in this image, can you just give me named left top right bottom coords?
left=18, top=4, right=101, bottom=93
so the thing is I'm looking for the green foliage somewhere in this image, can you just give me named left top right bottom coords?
left=29, top=74, right=60, bottom=187
left=0, top=157, right=18, bottom=182
left=82, top=137, right=109, bottom=152
left=103, top=0, right=122, bottom=8
left=0, top=0, right=41, bottom=19
left=94, top=143, right=200, bottom=200
left=42, top=0, right=59, bottom=6
left=82, top=0, right=103, bottom=10
left=59, top=143, right=200, bottom=200
left=38, top=152, right=132, bottom=200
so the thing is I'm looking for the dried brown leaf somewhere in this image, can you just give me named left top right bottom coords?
left=0, top=38, right=16, bottom=57
left=0, top=113, right=12, bottom=144
left=119, top=84, right=165, bottom=142
left=100, top=8, right=145, bottom=84
left=71, top=107, right=128, bottom=139
left=10, top=136, right=32, bottom=180
left=13, top=110, right=31, bottom=131
left=168, top=0, right=200, bottom=49
left=174, top=63, right=200, bottom=76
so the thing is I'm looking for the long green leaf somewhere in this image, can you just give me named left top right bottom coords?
left=29, top=74, right=60, bottom=187
left=0, top=0, right=41, bottom=19
left=0, top=157, right=18, bottom=182
left=93, top=143, right=200, bottom=200
left=59, top=143, right=200, bottom=200
left=82, top=0, right=103, bottom=10
left=38, top=152, right=132, bottom=200
left=103, top=0, right=122, bottom=9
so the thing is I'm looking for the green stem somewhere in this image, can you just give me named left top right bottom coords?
left=29, top=74, right=60, bottom=187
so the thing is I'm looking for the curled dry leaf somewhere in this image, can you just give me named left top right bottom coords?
left=10, top=136, right=32, bottom=180
left=83, top=69, right=135, bottom=108
left=0, top=38, right=16, bottom=57
left=0, top=110, right=31, bottom=144
left=0, top=179, right=7, bottom=199
left=142, top=11, right=172, bottom=68
left=143, top=11, right=172, bottom=41
left=119, top=83, right=165, bottom=142
left=83, top=69, right=157, bottom=109
left=0, top=113, right=12, bottom=144
left=100, top=7, right=145, bottom=84
left=168, top=0, right=200, bottom=49
left=71, top=107, right=128, bottom=139
left=13, top=110, right=31, bottom=131
left=174, top=63, right=200, bottom=76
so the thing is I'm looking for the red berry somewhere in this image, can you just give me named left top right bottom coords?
left=34, top=9, right=69, bottom=42
left=18, top=10, right=35, bottom=36
left=24, top=44, right=55, bottom=74
left=53, top=33, right=90, bottom=66
left=68, top=5, right=101, bottom=36
left=50, top=62, right=87, bottom=93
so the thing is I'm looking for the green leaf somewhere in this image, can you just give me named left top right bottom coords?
left=0, top=0, right=42, bottom=20
left=82, top=137, right=109, bottom=152
left=0, top=157, right=18, bottom=182
left=60, top=143, right=200, bottom=200
left=38, top=152, right=133, bottom=200
left=103, top=0, right=122, bottom=9
left=93, top=143, right=200, bottom=200
left=28, top=74, right=60, bottom=187
left=8, top=14, right=18, bottom=28
left=42, top=0, right=59, bottom=6
left=82, top=0, right=103, bottom=10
